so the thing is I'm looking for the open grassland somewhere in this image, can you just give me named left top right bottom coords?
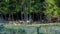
left=0, top=23, right=60, bottom=34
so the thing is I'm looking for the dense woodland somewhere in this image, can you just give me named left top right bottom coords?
left=0, top=0, right=60, bottom=23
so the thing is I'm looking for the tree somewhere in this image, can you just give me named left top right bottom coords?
left=44, top=0, right=59, bottom=22
left=0, top=0, right=25, bottom=21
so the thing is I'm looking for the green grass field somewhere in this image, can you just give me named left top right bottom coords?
left=0, top=23, right=60, bottom=34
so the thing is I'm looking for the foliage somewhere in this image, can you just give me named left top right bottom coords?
left=0, top=0, right=45, bottom=14
left=44, top=0, right=58, bottom=17
left=0, top=0, right=24, bottom=14
left=0, top=0, right=60, bottom=15
left=0, top=0, right=60, bottom=21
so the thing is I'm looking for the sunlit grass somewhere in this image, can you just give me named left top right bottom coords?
left=1, top=23, right=60, bottom=34
left=4, top=23, right=60, bottom=27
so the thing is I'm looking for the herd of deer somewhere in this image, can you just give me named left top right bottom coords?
left=17, top=20, right=31, bottom=24
left=8, top=20, right=31, bottom=24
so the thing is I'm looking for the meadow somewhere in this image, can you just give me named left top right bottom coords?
left=0, top=23, right=60, bottom=34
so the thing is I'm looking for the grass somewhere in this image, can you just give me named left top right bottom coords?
left=4, top=23, right=60, bottom=27
left=0, top=23, right=60, bottom=34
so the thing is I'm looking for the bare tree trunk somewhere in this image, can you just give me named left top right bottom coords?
left=28, top=0, right=32, bottom=21
left=1, top=14, right=4, bottom=23
left=8, top=14, right=11, bottom=23
left=40, top=13, right=43, bottom=23
left=21, top=12, right=23, bottom=20
left=1, top=14, right=3, bottom=20
left=23, top=0, right=28, bottom=21
left=12, top=13, right=14, bottom=23
left=17, top=13, right=18, bottom=20
left=4, top=14, right=7, bottom=23
left=47, top=15, right=51, bottom=23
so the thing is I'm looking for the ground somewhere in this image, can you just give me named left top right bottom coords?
left=0, top=23, right=59, bottom=34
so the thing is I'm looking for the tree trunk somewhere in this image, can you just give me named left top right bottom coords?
left=12, top=13, right=14, bottom=23
left=47, top=15, right=51, bottom=23
left=28, top=0, right=32, bottom=22
left=17, top=13, right=18, bottom=20
left=23, top=0, right=28, bottom=21
left=4, top=14, right=7, bottom=23
left=8, top=14, right=11, bottom=23
left=40, top=13, right=43, bottom=23
left=21, top=13, right=23, bottom=20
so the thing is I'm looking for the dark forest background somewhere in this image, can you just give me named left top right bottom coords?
left=0, top=0, right=60, bottom=23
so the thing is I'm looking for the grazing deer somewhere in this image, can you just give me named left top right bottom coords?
left=18, top=20, right=31, bottom=24
left=26, top=20, right=31, bottom=24
left=18, top=20, right=24, bottom=24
